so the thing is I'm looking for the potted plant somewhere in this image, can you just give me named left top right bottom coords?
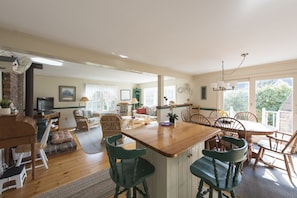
left=0, top=99, right=12, bottom=115
left=167, top=112, right=178, bottom=123
left=167, top=100, right=178, bottom=123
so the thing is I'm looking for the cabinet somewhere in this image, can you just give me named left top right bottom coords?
left=133, top=88, right=141, bottom=108
left=139, top=142, right=203, bottom=198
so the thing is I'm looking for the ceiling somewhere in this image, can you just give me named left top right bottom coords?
left=1, top=1, right=297, bottom=83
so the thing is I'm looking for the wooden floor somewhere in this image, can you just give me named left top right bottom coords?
left=0, top=132, right=134, bottom=198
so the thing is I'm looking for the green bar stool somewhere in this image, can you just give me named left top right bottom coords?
left=190, top=136, right=248, bottom=198
left=105, top=134, right=155, bottom=198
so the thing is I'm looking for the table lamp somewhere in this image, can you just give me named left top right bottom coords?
left=79, top=96, right=89, bottom=107
left=131, top=98, right=138, bottom=116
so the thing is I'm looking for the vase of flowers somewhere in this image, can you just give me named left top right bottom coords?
left=167, top=100, right=178, bottom=123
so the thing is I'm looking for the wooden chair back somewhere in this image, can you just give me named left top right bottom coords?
left=190, top=114, right=211, bottom=126
left=254, top=130, right=297, bottom=183
left=234, top=112, right=258, bottom=122
left=181, top=109, right=191, bottom=122
left=214, top=117, right=246, bottom=139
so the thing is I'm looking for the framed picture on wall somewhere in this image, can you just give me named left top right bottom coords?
left=59, top=86, right=76, bottom=102
left=120, top=89, right=131, bottom=101
left=201, top=86, right=207, bottom=100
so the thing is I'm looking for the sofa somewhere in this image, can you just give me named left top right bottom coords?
left=73, top=109, right=100, bottom=131
left=134, top=106, right=157, bottom=119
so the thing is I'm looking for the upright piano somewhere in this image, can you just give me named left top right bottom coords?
left=0, top=114, right=37, bottom=179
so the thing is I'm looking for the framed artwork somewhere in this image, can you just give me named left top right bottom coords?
left=59, top=86, right=76, bottom=102
left=120, top=89, right=131, bottom=101
left=201, top=86, right=207, bottom=100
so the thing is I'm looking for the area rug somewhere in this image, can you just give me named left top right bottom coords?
left=74, top=127, right=106, bottom=154
left=35, top=168, right=115, bottom=198
left=75, top=127, right=135, bottom=154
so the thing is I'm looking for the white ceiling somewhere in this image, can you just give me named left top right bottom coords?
left=1, top=1, right=297, bottom=83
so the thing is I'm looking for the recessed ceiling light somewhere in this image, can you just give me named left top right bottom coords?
left=119, top=54, right=128, bottom=59
left=31, top=57, right=63, bottom=66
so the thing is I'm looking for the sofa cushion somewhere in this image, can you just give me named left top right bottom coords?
left=136, top=107, right=146, bottom=114
left=51, top=130, right=74, bottom=144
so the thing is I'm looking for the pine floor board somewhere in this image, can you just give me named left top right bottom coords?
left=0, top=132, right=135, bottom=198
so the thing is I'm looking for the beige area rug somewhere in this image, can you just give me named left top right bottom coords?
left=35, top=168, right=115, bottom=198
left=75, top=127, right=134, bottom=154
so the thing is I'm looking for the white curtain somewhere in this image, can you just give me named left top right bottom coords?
left=85, top=84, right=118, bottom=113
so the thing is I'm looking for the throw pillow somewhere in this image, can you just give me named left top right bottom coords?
left=51, top=130, right=74, bottom=144
left=136, top=108, right=146, bottom=114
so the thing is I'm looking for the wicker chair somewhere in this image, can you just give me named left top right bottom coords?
left=100, top=113, right=122, bottom=144
left=73, top=109, right=100, bottom=131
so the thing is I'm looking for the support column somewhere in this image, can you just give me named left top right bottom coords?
left=25, top=65, right=34, bottom=117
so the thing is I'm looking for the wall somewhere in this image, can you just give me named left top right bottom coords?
left=138, top=77, right=194, bottom=105
left=192, top=59, right=297, bottom=130
left=34, top=74, right=136, bottom=128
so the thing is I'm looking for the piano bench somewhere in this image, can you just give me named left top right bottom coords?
left=0, top=165, right=27, bottom=194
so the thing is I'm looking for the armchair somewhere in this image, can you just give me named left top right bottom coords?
left=100, top=113, right=122, bottom=144
left=73, top=109, right=100, bottom=131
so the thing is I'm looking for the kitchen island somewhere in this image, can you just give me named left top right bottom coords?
left=122, top=121, right=220, bottom=198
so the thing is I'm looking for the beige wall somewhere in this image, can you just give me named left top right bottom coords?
left=34, top=74, right=136, bottom=128
left=34, top=74, right=194, bottom=128
left=192, top=60, right=297, bottom=130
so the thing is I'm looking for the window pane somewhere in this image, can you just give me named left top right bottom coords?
left=223, top=81, right=249, bottom=117
left=143, top=87, right=157, bottom=106
left=85, top=84, right=118, bottom=112
left=255, top=78, right=293, bottom=132
left=143, top=86, right=176, bottom=106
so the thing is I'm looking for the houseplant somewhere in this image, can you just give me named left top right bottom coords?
left=167, top=100, right=178, bottom=123
left=0, top=99, right=12, bottom=115
left=167, top=112, right=178, bottom=123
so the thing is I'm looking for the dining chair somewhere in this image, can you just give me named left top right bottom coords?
left=190, top=113, right=211, bottom=126
left=253, top=130, right=297, bottom=183
left=190, top=136, right=248, bottom=198
left=191, top=114, right=218, bottom=150
left=13, top=119, right=54, bottom=170
left=209, top=110, right=227, bottom=119
left=100, top=113, right=122, bottom=144
left=234, top=112, right=258, bottom=122
left=105, top=134, right=155, bottom=198
left=181, top=109, right=191, bottom=122
left=214, top=117, right=247, bottom=156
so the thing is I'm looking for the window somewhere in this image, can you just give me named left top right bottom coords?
left=85, top=84, right=118, bottom=113
left=143, top=85, right=176, bottom=106
left=223, top=81, right=249, bottom=117
left=223, top=77, right=293, bottom=132
left=255, top=78, right=293, bottom=132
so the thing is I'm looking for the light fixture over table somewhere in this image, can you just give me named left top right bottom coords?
left=211, top=53, right=248, bottom=91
